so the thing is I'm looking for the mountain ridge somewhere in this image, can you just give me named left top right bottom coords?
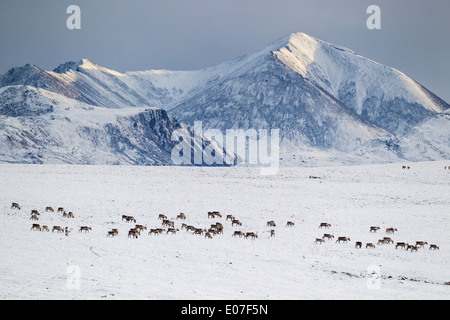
left=0, top=32, right=448, bottom=166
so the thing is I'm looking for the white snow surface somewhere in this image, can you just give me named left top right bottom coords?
left=0, top=161, right=449, bottom=300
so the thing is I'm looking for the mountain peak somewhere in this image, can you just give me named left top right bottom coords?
left=53, top=60, right=82, bottom=73
left=0, top=63, right=48, bottom=87
left=52, top=58, right=124, bottom=77
left=270, top=32, right=357, bottom=78
left=287, top=31, right=316, bottom=42
left=270, top=32, right=320, bottom=78
left=53, top=58, right=98, bottom=73
left=2, top=63, right=42, bottom=77
left=284, top=32, right=355, bottom=54
left=79, top=58, right=100, bottom=69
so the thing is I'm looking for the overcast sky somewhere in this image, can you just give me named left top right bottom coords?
left=0, top=0, right=449, bottom=102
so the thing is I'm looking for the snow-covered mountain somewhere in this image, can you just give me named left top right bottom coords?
left=354, top=109, right=450, bottom=163
left=272, top=33, right=448, bottom=134
left=0, top=86, right=229, bottom=165
left=0, top=32, right=448, bottom=165
left=167, top=32, right=449, bottom=164
left=0, top=60, right=151, bottom=108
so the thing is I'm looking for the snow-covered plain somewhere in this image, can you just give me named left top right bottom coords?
left=0, top=161, right=449, bottom=300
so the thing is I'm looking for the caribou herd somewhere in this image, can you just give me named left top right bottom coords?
left=313, top=223, right=440, bottom=252
left=8, top=201, right=440, bottom=253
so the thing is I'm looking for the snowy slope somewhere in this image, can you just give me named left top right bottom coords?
left=50, top=59, right=157, bottom=108
left=397, top=109, right=450, bottom=160
left=0, top=161, right=449, bottom=299
left=353, top=109, right=450, bottom=163
left=0, top=60, right=157, bottom=109
left=273, top=33, right=449, bottom=134
left=0, top=86, right=228, bottom=165
left=168, top=32, right=448, bottom=134
left=170, top=53, right=389, bottom=153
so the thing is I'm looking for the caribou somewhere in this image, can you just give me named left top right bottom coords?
left=319, top=222, right=331, bottom=229
left=245, top=232, right=258, bottom=239
left=125, top=216, right=136, bottom=223
left=385, top=227, right=398, bottom=234
left=395, top=242, right=408, bottom=249
left=232, top=231, right=244, bottom=238
left=135, top=224, right=147, bottom=231
left=231, top=219, right=242, bottom=226
left=415, top=241, right=428, bottom=248
left=52, top=226, right=64, bottom=233
left=162, top=219, right=175, bottom=228
left=266, top=221, right=276, bottom=227
left=205, top=232, right=213, bottom=239
left=11, top=202, right=21, bottom=210
left=193, top=228, right=206, bottom=235
left=107, top=229, right=119, bottom=237
left=335, top=236, right=350, bottom=243
left=166, top=228, right=179, bottom=235
left=176, top=213, right=186, bottom=220
left=148, top=228, right=164, bottom=235
left=78, top=226, right=92, bottom=233
left=128, top=229, right=139, bottom=238
left=383, top=237, right=394, bottom=244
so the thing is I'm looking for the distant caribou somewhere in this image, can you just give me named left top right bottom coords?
left=319, top=222, right=331, bottom=229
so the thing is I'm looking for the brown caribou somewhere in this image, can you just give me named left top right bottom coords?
left=266, top=221, right=276, bottom=227
left=78, top=226, right=92, bottom=233
left=335, top=236, right=350, bottom=243
left=11, top=202, right=21, bottom=210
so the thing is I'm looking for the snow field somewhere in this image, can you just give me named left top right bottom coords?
left=0, top=161, right=449, bottom=299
